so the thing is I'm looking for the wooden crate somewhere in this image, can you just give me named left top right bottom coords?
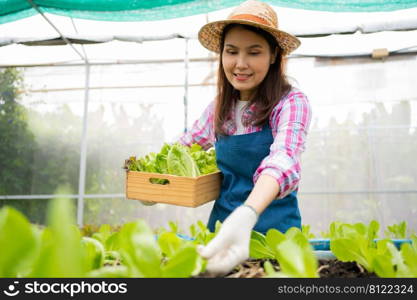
left=126, top=171, right=221, bottom=207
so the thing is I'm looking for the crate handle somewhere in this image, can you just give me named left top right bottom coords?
left=149, top=178, right=170, bottom=185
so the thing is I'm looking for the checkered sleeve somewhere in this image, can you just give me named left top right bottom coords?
left=178, top=100, right=216, bottom=150
left=253, top=90, right=312, bottom=198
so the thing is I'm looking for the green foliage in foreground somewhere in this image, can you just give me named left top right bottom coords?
left=1, top=198, right=416, bottom=278
left=249, top=228, right=319, bottom=278
left=329, top=221, right=417, bottom=277
left=0, top=198, right=205, bottom=278
left=385, top=221, right=408, bottom=239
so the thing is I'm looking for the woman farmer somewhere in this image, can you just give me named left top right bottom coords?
left=176, top=0, right=312, bottom=275
left=147, top=0, right=312, bottom=275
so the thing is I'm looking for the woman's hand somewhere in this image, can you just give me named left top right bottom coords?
left=198, top=174, right=279, bottom=276
left=197, top=205, right=258, bottom=276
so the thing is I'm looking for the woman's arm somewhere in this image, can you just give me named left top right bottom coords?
left=254, top=89, right=312, bottom=199
left=244, top=174, right=280, bottom=214
left=198, top=90, right=312, bottom=276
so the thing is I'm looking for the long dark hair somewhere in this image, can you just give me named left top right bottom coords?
left=214, top=24, right=291, bottom=136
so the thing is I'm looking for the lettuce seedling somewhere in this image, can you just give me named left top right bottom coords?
left=249, top=231, right=275, bottom=259
left=384, top=221, right=407, bottom=239
left=91, top=224, right=119, bottom=251
left=189, top=220, right=217, bottom=245
left=263, top=228, right=319, bottom=278
left=248, top=227, right=319, bottom=277
left=114, top=220, right=204, bottom=278
left=161, top=244, right=202, bottom=277
left=400, top=236, right=417, bottom=276
left=0, top=207, right=39, bottom=277
left=114, top=220, right=163, bottom=277
left=29, top=196, right=87, bottom=277
left=372, top=237, right=417, bottom=277
left=329, top=220, right=396, bottom=273
left=301, top=224, right=316, bottom=239
left=168, top=221, right=179, bottom=233
left=90, top=224, right=123, bottom=267
left=81, top=237, right=105, bottom=271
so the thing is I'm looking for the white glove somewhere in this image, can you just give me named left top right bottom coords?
left=198, top=205, right=258, bottom=276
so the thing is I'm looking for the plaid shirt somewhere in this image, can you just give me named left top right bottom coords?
left=179, top=88, right=312, bottom=199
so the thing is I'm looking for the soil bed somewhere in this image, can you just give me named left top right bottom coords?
left=196, top=259, right=377, bottom=278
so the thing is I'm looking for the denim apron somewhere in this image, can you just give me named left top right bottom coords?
left=207, top=124, right=301, bottom=235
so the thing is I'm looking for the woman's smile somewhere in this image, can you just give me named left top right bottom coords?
left=222, top=26, right=273, bottom=101
left=234, top=73, right=253, bottom=81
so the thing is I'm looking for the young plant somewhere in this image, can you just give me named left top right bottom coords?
left=113, top=219, right=205, bottom=278
left=301, top=224, right=316, bottom=239
left=330, top=221, right=417, bottom=277
left=28, top=196, right=93, bottom=277
left=157, top=231, right=205, bottom=277
left=1, top=196, right=211, bottom=278
left=0, top=207, right=39, bottom=277
left=189, top=220, right=218, bottom=245
left=400, top=235, right=417, bottom=276
left=384, top=221, right=407, bottom=239
left=91, top=224, right=119, bottom=251
left=249, top=227, right=319, bottom=277
left=89, top=224, right=122, bottom=267
left=81, top=237, right=105, bottom=271
left=249, top=230, right=275, bottom=259
left=373, top=235, right=417, bottom=277
left=329, top=220, right=390, bottom=273
left=263, top=228, right=319, bottom=278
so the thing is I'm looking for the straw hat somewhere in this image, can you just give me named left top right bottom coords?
left=198, top=0, right=300, bottom=56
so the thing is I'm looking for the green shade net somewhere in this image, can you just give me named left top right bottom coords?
left=1, top=0, right=417, bottom=24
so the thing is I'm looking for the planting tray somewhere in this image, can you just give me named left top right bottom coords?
left=173, top=235, right=413, bottom=260
left=125, top=170, right=221, bottom=207
left=311, top=238, right=413, bottom=260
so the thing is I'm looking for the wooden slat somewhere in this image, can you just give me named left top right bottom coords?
left=125, top=171, right=221, bottom=207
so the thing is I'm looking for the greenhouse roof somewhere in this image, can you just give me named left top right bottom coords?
left=1, top=0, right=417, bottom=25
left=1, top=1, right=417, bottom=65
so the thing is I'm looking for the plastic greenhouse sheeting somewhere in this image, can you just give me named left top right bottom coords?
left=2, top=0, right=417, bottom=24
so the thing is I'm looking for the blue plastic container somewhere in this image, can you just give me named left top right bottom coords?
left=176, top=233, right=194, bottom=241
left=309, top=238, right=412, bottom=251
left=173, top=235, right=413, bottom=260
left=175, top=235, right=412, bottom=250
left=309, top=238, right=413, bottom=260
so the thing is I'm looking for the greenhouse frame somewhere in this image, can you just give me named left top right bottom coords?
left=1, top=0, right=417, bottom=238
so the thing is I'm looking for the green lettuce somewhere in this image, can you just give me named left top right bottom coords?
left=167, top=143, right=200, bottom=177
left=125, top=143, right=218, bottom=178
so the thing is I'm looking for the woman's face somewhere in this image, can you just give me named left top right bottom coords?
left=222, top=26, right=274, bottom=101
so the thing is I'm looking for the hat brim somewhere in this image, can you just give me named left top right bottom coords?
left=198, top=19, right=300, bottom=56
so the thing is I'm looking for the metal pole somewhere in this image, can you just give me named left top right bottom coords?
left=77, top=63, right=90, bottom=226
left=25, top=0, right=85, bottom=61
left=183, top=38, right=189, bottom=133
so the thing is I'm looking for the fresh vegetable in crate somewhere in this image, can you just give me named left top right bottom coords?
left=124, top=143, right=219, bottom=178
